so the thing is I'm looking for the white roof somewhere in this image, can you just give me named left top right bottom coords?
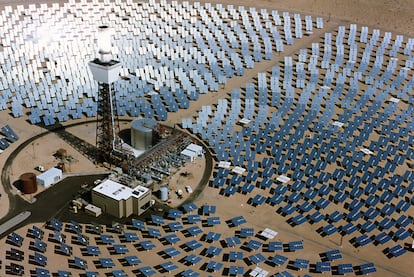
left=186, top=143, right=202, bottom=153
left=92, top=179, right=149, bottom=201
left=93, top=179, right=130, bottom=201
left=37, top=167, right=62, bottom=180
left=131, top=185, right=149, bottom=199
left=181, top=149, right=197, bottom=158
left=85, top=204, right=101, bottom=213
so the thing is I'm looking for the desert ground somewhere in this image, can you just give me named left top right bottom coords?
left=0, top=0, right=412, bottom=276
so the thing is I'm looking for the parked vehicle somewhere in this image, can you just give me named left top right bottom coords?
left=185, top=185, right=193, bottom=193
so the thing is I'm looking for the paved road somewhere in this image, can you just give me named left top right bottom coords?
left=0, top=173, right=109, bottom=239
left=0, top=120, right=213, bottom=236
left=0, top=211, right=31, bottom=236
left=0, top=120, right=109, bottom=238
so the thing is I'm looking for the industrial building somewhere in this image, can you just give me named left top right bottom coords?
left=36, top=168, right=63, bottom=188
left=91, top=179, right=152, bottom=218
left=180, top=143, right=203, bottom=162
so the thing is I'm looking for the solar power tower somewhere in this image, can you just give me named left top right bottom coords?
left=88, top=26, right=122, bottom=164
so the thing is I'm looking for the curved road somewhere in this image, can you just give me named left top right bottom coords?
left=0, top=120, right=107, bottom=238
left=0, top=120, right=213, bottom=238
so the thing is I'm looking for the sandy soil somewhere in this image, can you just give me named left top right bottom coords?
left=0, top=0, right=412, bottom=277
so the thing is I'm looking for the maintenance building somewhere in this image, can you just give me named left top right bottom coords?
left=91, top=179, right=152, bottom=218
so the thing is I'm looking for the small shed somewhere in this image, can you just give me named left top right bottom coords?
left=85, top=204, right=102, bottom=217
left=36, top=167, right=62, bottom=188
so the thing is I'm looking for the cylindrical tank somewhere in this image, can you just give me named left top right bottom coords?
left=159, top=185, right=169, bottom=201
left=131, top=118, right=157, bottom=150
left=20, top=172, right=37, bottom=194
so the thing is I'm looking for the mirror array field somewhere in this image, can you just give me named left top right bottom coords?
left=0, top=0, right=412, bottom=276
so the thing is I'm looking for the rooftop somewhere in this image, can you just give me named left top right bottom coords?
left=92, top=179, right=149, bottom=201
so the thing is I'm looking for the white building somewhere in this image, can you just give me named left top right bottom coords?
left=85, top=204, right=102, bottom=217
left=36, top=167, right=62, bottom=188
left=186, top=143, right=203, bottom=156
left=180, top=148, right=197, bottom=162
left=91, top=179, right=152, bottom=218
left=181, top=143, right=203, bottom=162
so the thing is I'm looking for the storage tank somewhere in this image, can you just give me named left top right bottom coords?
left=20, top=172, right=37, bottom=194
left=131, top=118, right=157, bottom=150
left=159, top=185, right=169, bottom=201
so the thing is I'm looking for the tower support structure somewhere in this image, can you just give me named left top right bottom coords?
left=89, top=59, right=122, bottom=164
left=95, top=82, right=120, bottom=163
